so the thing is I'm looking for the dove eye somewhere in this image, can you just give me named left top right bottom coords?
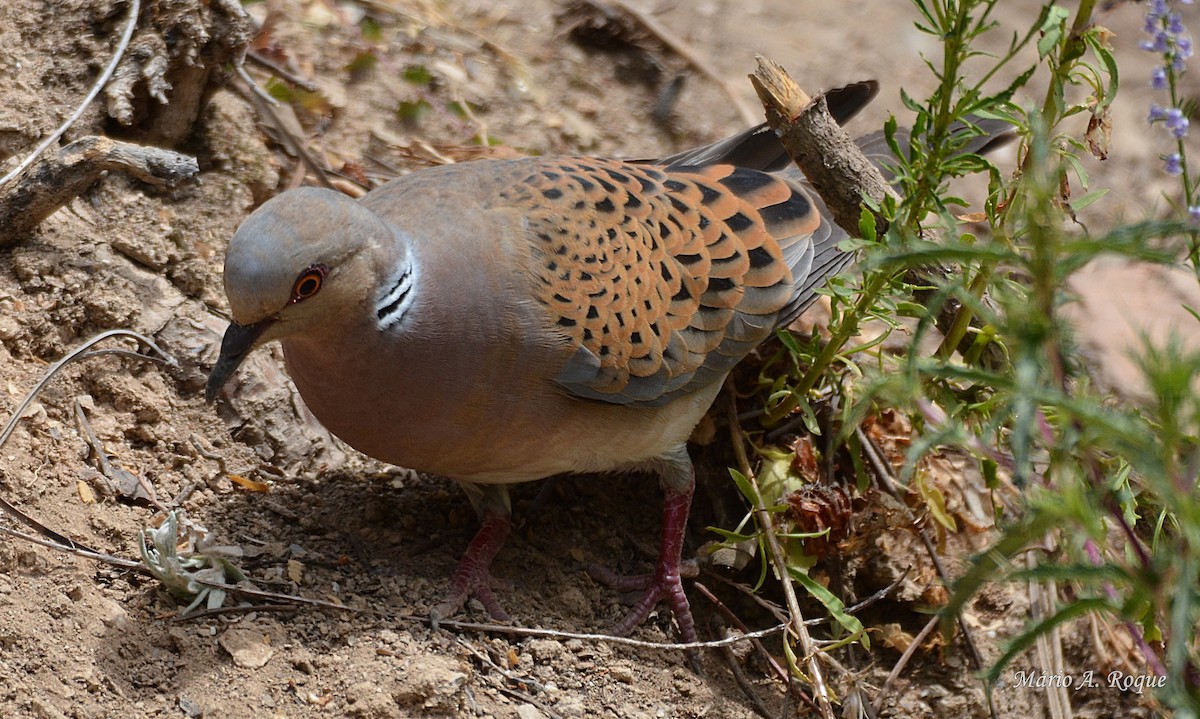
left=290, top=264, right=327, bottom=304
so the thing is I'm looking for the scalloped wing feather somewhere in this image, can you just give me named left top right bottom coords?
left=493, top=157, right=825, bottom=406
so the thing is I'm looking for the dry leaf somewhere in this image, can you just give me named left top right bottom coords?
left=76, top=480, right=96, bottom=504
left=878, top=622, right=914, bottom=652
left=1085, top=106, right=1112, bottom=161
left=287, top=559, right=304, bottom=584
left=230, top=474, right=271, bottom=492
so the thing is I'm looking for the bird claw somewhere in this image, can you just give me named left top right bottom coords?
left=432, top=568, right=512, bottom=623
left=589, top=559, right=699, bottom=642
left=431, top=507, right=513, bottom=624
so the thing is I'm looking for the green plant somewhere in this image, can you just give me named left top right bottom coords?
left=721, top=0, right=1200, bottom=714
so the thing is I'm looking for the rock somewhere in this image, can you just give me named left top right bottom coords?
left=516, top=704, right=548, bottom=719
left=218, top=627, right=275, bottom=669
left=344, top=681, right=394, bottom=718
left=392, top=655, right=468, bottom=714
left=98, top=598, right=128, bottom=630
left=178, top=695, right=204, bottom=718
left=525, top=638, right=565, bottom=664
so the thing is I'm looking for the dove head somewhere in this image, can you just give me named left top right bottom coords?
left=207, top=187, right=400, bottom=401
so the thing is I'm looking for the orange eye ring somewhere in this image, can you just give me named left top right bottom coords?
left=289, top=264, right=327, bottom=304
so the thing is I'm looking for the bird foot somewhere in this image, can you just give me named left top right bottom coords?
left=588, top=558, right=699, bottom=642
left=431, top=508, right=512, bottom=624
left=432, top=567, right=511, bottom=623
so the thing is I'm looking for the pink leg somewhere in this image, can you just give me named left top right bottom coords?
left=590, top=454, right=698, bottom=643
left=432, top=507, right=512, bottom=621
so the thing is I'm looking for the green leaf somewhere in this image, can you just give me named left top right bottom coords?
left=788, top=568, right=866, bottom=643
left=915, top=470, right=957, bottom=532
left=1085, top=38, right=1120, bottom=110
left=396, top=99, right=432, bottom=123
left=1060, top=151, right=1091, bottom=189
left=1183, top=304, right=1200, bottom=325
left=981, top=457, right=999, bottom=488
left=776, top=328, right=803, bottom=355
left=707, top=526, right=759, bottom=543
left=345, top=51, right=378, bottom=78
left=1070, top=188, right=1109, bottom=212
left=265, top=77, right=295, bottom=103
left=360, top=15, right=384, bottom=43
left=402, top=64, right=433, bottom=86
left=1036, top=6, right=1070, bottom=59
left=729, top=469, right=760, bottom=505
left=859, top=206, right=878, bottom=243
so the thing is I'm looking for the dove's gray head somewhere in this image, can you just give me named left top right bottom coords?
left=207, top=186, right=400, bottom=401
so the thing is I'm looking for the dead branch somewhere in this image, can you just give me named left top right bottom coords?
left=432, top=616, right=788, bottom=651
left=233, top=79, right=336, bottom=191
left=751, top=56, right=1010, bottom=370
left=749, top=56, right=895, bottom=239
left=0, top=525, right=146, bottom=572
left=878, top=614, right=939, bottom=698
left=0, top=136, right=198, bottom=245
left=727, top=394, right=836, bottom=719
left=75, top=399, right=160, bottom=507
left=694, top=582, right=816, bottom=714
left=246, top=50, right=319, bottom=92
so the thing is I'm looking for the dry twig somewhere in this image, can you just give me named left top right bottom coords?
left=878, top=614, right=939, bottom=699
left=454, top=639, right=564, bottom=719
left=75, top=399, right=160, bottom=507
left=727, top=394, right=836, bottom=719
left=1029, top=550, right=1073, bottom=719
left=433, top=616, right=789, bottom=650
left=0, top=525, right=145, bottom=572
left=0, top=136, right=198, bottom=245
left=246, top=50, right=319, bottom=92
left=694, top=582, right=815, bottom=715
left=235, top=80, right=336, bottom=191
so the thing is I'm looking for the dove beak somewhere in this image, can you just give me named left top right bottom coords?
left=206, top=319, right=272, bottom=402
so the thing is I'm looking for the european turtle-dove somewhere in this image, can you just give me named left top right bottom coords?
left=207, top=81, right=980, bottom=641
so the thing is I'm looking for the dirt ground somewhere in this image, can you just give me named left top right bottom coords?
left=0, top=0, right=1192, bottom=717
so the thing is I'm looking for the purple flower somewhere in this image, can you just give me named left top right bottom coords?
left=1189, top=205, right=1200, bottom=223
left=1142, top=0, right=1193, bottom=67
left=1178, top=37, right=1193, bottom=60
left=1167, top=107, right=1190, bottom=137
left=1144, top=1, right=1195, bottom=178
left=1141, top=33, right=1171, bottom=53
left=1169, top=12, right=1186, bottom=35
